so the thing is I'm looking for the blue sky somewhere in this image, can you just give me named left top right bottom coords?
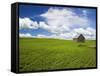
left=19, top=5, right=52, bottom=36
left=19, top=4, right=96, bottom=40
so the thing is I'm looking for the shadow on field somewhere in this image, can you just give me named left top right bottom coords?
left=78, top=44, right=96, bottom=49
left=78, top=44, right=87, bottom=47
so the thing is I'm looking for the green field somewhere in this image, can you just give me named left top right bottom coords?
left=19, top=38, right=96, bottom=72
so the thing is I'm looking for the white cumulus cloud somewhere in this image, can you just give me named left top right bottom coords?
left=40, top=7, right=90, bottom=34
left=19, top=18, right=39, bottom=29
left=19, top=33, right=35, bottom=38
left=73, top=27, right=96, bottom=39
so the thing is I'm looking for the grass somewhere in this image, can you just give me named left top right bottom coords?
left=19, top=38, right=96, bottom=72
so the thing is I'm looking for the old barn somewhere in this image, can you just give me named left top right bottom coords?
left=73, top=34, right=85, bottom=42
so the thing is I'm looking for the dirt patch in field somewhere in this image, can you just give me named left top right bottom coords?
left=88, top=45, right=96, bottom=48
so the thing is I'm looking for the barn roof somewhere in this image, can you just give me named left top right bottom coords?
left=73, top=34, right=85, bottom=39
left=78, top=34, right=85, bottom=39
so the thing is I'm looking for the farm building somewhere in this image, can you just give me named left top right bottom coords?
left=73, top=34, right=85, bottom=42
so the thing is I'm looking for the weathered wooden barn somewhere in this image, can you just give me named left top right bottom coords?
left=73, top=34, right=85, bottom=42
